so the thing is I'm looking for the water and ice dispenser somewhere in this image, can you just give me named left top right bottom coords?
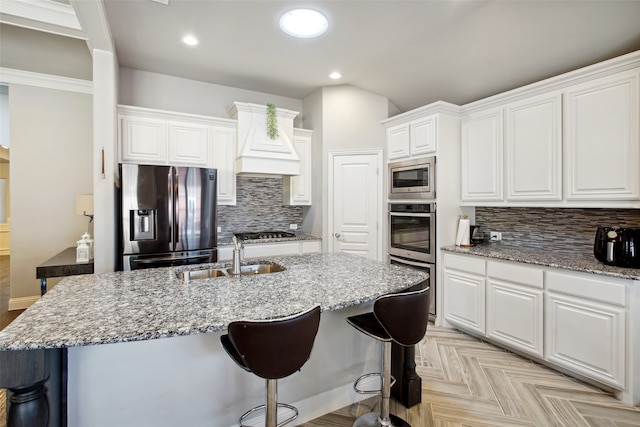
left=131, top=209, right=156, bottom=241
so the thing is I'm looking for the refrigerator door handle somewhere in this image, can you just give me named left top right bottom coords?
left=173, top=169, right=179, bottom=248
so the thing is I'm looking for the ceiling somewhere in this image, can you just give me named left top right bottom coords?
left=4, top=0, right=640, bottom=112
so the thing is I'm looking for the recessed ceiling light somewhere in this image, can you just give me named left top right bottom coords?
left=279, top=9, right=328, bottom=38
left=181, top=35, right=199, bottom=46
left=329, top=72, right=342, bottom=80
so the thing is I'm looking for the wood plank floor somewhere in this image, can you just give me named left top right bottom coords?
left=301, top=325, right=640, bottom=427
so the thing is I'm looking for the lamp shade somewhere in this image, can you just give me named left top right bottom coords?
left=75, top=194, right=94, bottom=216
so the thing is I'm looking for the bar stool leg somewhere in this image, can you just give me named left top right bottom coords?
left=266, top=379, right=277, bottom=427
left=353, top=341, right=410, bottom=427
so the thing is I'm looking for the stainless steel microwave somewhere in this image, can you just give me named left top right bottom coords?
left=388, top=156, right=435, bottom=199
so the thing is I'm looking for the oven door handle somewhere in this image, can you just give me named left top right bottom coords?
left=389, top=212, right=433, bottom=217
left=389, top=256, right=431, bottom=268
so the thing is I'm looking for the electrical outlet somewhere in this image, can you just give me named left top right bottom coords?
left=490, top=231, right=502, bottom=241
left=289, top=224, right=298, bottom=230
left=217, top=227, right=221, bottom=233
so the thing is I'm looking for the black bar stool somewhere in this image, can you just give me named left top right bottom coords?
left=221, top=306, right=321, bottom=427
left=347, top=285, right=430, bottom=427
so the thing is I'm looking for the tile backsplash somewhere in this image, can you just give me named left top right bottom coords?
left=217, top=176, right=303, bottom=239
left=475, top=207, right=640, bottom=255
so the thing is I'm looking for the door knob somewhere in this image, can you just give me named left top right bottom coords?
left=334, top=233, right=341, bottom=238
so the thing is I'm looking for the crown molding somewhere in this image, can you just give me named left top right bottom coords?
left=0, top=67, right=93, bottom=94
left=0, top=0, right=81, bottom=30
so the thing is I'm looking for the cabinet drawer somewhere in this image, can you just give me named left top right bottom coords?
left=546, top=270, right=626, bottom=306
left=444, top=253, right=485, bottom=275
left=488, top=260, right=543, bottom=289
left=243, top=242, right=300, bottom=259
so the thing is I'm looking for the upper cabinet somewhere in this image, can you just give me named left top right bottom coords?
left=460, top=51, right=640, bottom=208
left=386, top=113, right=437, bottom=161
left=564, top=70, right=639, bottom=201
left=118, top=105, right=238, bottom=205
left=461, top=108, right=503, bottom=202
left=505, top=92, right=562, bottom=201
left=283, top=128, right=313, bottom=206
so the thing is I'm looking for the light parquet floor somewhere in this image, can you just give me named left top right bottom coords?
left=302, top=325, right=640, bottom=427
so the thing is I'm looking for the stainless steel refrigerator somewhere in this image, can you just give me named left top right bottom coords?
left=120, top=164, right=217, bottom=270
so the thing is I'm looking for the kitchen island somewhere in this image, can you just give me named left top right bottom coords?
left=0, top=252, right=428, bottom=427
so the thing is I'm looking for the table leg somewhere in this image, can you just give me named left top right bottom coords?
left=40, top=279, right=47, bottom=296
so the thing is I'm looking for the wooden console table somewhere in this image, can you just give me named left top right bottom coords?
left=36, top=247, right=93, bottom=296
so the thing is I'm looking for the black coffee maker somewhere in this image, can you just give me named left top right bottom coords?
left=594, top=227, right=640, bottom=268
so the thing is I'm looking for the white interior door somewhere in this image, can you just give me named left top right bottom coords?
left=329, top=151, right=382, bottom=260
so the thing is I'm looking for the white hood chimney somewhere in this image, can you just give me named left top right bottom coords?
left=228, top=102, right=300, bottom=175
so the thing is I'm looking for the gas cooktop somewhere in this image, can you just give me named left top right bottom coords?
left=234, top=231, right=296, bottom=240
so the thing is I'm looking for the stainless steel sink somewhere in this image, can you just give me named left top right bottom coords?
left=177, top=262, right=285, bottom=282
left=228, top=262, right=286, bottom=276
left=177, top=268, right=229, bottom=282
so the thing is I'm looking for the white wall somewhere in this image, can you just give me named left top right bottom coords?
left=303, top=85, right=391, bottom=252
left=9, top=84, right=92, bottom=300
left=119, top=68, right=305, bottom=127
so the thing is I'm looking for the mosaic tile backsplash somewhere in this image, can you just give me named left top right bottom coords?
left=475, top=207, right=640, bottom=255
left=217, top=176, right=303, bottom=239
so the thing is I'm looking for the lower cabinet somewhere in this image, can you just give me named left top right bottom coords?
left=442, top=252, right=634, bottom=399
left=486, top=260, right=544, bottom=358
left=218, top=240, right=321, bottom=262
left=546, top=270, right=626, bottom=389
left=443, top=253, right=486, bottom=335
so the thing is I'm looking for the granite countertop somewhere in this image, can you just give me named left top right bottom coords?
left=0, top=252, right=427, bottom=351
left=217, top=231, right=321, bottom=246
left=442, top=243, right=640, bottom=280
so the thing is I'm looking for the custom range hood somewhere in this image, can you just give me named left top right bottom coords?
left=228, top=102, right=300, bottom=175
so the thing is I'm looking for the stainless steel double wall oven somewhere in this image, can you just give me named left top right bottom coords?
left=388, top=156, right=436, bottom=317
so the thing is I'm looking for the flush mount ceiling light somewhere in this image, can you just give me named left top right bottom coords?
left=181, top=35, right=199, bottom=46
left=329, top=71, right=342, bottom=80
left=279, top=9, right=328, bottom=38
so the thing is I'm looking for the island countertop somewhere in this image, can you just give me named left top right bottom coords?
left=0, top=252, right=428, bottom=351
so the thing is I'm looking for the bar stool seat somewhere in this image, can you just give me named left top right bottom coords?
left=221, top=306, right=321, bottom=427
left=347, top=285, right=430, bottom=427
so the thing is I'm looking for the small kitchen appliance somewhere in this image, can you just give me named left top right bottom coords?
left=594, top=226, right=640, bottom=268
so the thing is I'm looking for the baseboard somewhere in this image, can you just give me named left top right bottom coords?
left=8, top=295, right=39, bottom=311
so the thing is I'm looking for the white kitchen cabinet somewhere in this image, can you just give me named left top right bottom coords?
left=217, top=239, right=322, bottom=261
left=168, top=122, right=209, bottom=167
left=545, top=270, right=626, bottom=390
left=386, top=114, right=437, bottom=161
left=443, top=253, right=486, bottom=335
left=283, top=128, right=313, bottom=206
left=386, top=124, right=410, bottom=160
left=210, top=123, right=237, bottom=205
left=486, top=260, right=544, bottom=358
left=461, top=108, right=503, bottom=202
left=120, top=114, right=168, bottom=165
left=505, top=92, right=562, bottom=201
left=564, top=69, right=640, bottom=201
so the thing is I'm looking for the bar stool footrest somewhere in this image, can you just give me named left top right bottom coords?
left=239, top=402, right=299, bottom=427
left=353, top=372, right=397, bottom=395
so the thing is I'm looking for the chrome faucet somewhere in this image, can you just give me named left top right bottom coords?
left=232, top=235, right=243, bottom=276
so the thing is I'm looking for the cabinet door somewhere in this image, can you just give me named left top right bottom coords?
left=546, top=292, right=625, bottom=389
left=505, top=92, right=562, bottom=201
left=283, top=130, right=312, bottom=205
left=564, top=69, right=640, bottom=200
left=210, top=125, right=236, bottom=205
left=120, top=115, right=168, bottom=164
left=168, top=122, right=208, bottom=166
left=461, top=109, right=503, bottom=202
left=387, top=124, right=410, bottom=160
left=410, top=115, right=436, bottom=155
left=487, top=280, right=543, bottom=357
left=443, top=269, right=485, bottom=334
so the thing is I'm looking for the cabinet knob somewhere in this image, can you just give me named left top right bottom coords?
left=334, top=233, right=341, bottom=238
